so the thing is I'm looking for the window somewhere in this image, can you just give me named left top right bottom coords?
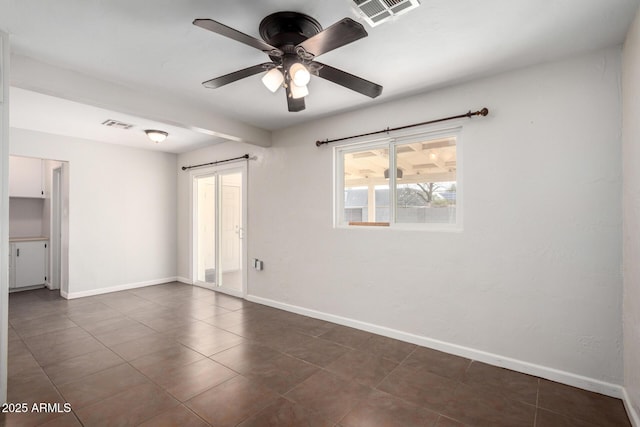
left=335, top=128, right=461, bottom=230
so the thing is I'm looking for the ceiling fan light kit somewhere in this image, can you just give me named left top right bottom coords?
left=261, top=68, right=284, bottom=92
left=289, top=62, right=311, bottom=87
left=193, top=11, right=383, bottom=112
left=290, top=83, right=309, bottom=99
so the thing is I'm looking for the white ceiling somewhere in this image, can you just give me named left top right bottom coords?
left=10, top=88, right=225, bottom=153
left=1, top=0, right=638, bottom=152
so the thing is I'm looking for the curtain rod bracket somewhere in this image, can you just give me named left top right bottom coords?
left=315, top=107, right=489, bottom=147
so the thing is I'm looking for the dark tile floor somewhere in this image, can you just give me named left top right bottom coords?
left=1, top=283, right=632, bottom=427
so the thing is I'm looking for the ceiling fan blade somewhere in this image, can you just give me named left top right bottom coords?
left=203, top=63, right=274, bottom=89
left=297, top=18, right=367, bottom=58
left=193, top=19, right=283, bottom=55
left=285, top=86, right=306, bottom=112
left=314, top=62, right=383, bottom=98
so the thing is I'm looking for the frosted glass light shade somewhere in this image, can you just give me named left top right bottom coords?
left=262, top=68, right=284, bottom=92
left=289, top=63, right=311, bottom=86
left=290, top=83, right=309, bottom=99
left=145, top=130, right=168, bottom=143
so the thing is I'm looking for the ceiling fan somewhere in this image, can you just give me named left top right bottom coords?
left=193, top=11, right=383, bottom=112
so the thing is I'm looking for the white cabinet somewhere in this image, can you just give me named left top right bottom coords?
left=9, top=240, right=47, bottom=289
left=9, top=156, right=44, bottom=198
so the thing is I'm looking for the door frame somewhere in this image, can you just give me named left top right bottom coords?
left=190, top=161, right=247, bottom=298
left=50, top=166, right=62, bottom=290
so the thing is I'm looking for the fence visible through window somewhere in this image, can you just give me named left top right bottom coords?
left=338, top=131, right=460, bottom=229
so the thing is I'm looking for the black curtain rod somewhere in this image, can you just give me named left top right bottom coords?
left=316, top=107, right=489, bottom=147
left=181, top=154, right=250, bottom=171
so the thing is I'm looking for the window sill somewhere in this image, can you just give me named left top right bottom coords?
left=337, top=223, right=463, bottom=232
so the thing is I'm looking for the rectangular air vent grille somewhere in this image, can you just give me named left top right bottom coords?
left=101, top=119, right=134, bottom=130
left=352, top=0, right=420, bottom=27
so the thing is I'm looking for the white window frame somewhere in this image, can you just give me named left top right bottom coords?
left=334, top=125, right=463, bottom=232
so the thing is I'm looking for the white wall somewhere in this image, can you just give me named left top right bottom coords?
left=0, top=28, right=11, bottom=406
left=178, top=46, right=624, bottom=392
left=623, top=5, right=640, bottom=424
left=10, top=128, right=178, bottom=296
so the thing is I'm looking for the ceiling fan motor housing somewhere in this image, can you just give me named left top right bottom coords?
left=259, top=12, right=323, bottom=48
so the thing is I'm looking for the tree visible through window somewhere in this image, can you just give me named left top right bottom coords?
left=338, top=131, right=460, bottom=228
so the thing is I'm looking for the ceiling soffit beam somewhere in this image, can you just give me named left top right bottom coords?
left=10, top=54, right=272, bottom=148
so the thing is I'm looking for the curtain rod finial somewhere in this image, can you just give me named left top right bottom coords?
left=480, top=107, right=489, bottom=116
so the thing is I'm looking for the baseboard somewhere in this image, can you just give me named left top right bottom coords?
left=246, top=294, right=624, bottom=399
left=64, top=277, right=177, bottom=299
left=177, top=276, right=193, bottom=285
left=623, top=388, right=640, bottom=427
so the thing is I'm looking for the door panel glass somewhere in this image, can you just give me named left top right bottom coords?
left=343, top=147, right=390, bottom=225
left=196, top=175, right=216, bottom=284
left=219, top=172, right=243, bottom=292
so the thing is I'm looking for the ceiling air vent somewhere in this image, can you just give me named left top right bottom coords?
left=352, top=0, right=420, bottom=27
left=101, top=119, right=134, bottom=130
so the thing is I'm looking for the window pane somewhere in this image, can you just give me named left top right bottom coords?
left=395, top=137, right=457, bottom=224
left=343, top=147, right=390, bottom=225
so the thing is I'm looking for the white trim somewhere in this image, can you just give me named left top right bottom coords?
left=192, top=281, right=245, bottom=298
left=64, top=277, right=177, bottom=299
left=177, top=276, right=193, bottom=285
left=330, top=121, right=467, bottom=151
left=623, top=388, right=640, bottom=427
left=50, top=166, right=62, bottom=291
left=191, top=281, right=243, bottom=298
left=192, top=282, right=216, bottom=291
left=246, top=294, right=624, bottom=399
left=212, top=286, right=244, bottom=298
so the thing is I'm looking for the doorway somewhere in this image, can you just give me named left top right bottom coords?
left=8, top=157, right=69, bottom=296
left=192, top=163, right=247, bottom=297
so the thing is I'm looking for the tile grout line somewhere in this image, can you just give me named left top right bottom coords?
left=13, top=311, right=91, bottom=426
left=8, top=285, right=632, bottom=427
left=370, top=345, right=417, bottom=389
left=37, top=300, right=174, bottom=423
